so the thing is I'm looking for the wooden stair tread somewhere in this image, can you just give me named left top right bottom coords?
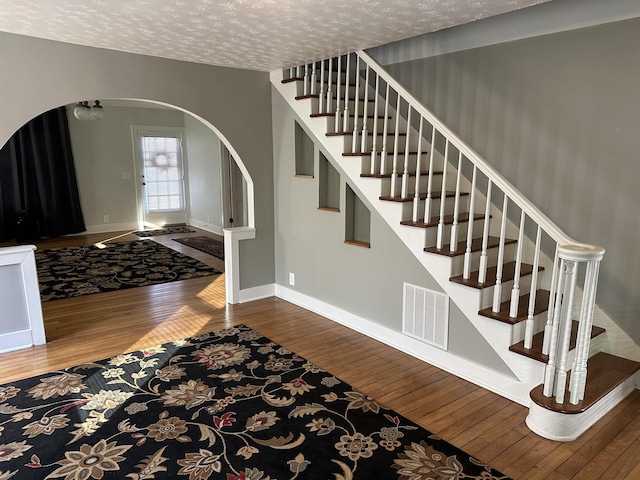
left=362, top=170, right=442, bottom=179
left=327, top=131, right=407, bottom=137
left=344, top=151, right=419, bottom=157
left=401, top=212, right=484, bottom=229
left=380, top=191, right=469, bottom=203
left=281, top=77, right=302, bottom=84
left=295, top=95, right=375, bottom=103
left=310, top=112, right=388, bottom=119
left=424, top=236, right=516, bottom=257
left=529, top=352, right=640, bottom=414
left=450, top=261, right=544, bottom=288
left=510, top=319, right=606, bottom=363
left=479, top=289, right=551, bottom=324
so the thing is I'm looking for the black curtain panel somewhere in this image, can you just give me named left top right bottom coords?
left=0, top=107, right=85, bottom=242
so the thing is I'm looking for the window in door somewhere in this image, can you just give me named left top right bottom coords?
left=141, top=135, right=185, bottom=213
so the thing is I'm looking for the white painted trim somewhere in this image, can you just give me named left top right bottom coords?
left=223, top=226, right=256, bottom=304
left=189, top=218, right=224, bottom=236
left=83, top=223, right=138, bottom=235
left=526, top=372, right=639, bottom=441
left=0, top=245, right=45, bottom=351
left=239, top=283, right=276, bottom=303
left=368, top=0, right=640, bottom=65
left=275, top=284, right=532, bottom=406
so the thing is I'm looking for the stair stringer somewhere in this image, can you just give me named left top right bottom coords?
left=273, top=74, right=548, bottom=404
left=272, top=71, right=640, bottom=407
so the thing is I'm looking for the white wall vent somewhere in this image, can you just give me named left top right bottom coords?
left=402, top=282, right=449, bottom=350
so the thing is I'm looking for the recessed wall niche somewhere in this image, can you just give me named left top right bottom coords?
left=318, top=152, right=340, bottom=212
left=294, top=121, right=314, bottom=178
left=345, top=184, right=371, bottom=248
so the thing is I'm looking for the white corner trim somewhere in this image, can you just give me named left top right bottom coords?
left=189, top=218, right=224, bottom=236
left=223, top=226, right=256, bottom=304
left=275, top=284, right=532, bottom=406
left=239, top=283, right=276, bottom=303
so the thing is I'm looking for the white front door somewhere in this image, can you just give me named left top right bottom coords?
left=133, top=128, right=187, bottom=227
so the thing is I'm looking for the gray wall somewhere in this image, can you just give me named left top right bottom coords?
left=272, top=88, right=514, bottom=376
left=68, top=105, right=186, bottom=231
left=0, top=32, right=274, bottom=289
left=185, top=114, right=224, bottom=233
left=375, top=17, right=640, bottom=345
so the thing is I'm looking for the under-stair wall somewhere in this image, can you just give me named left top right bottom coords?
left=272, top=87, right=518, bottom=381
left=271, top=51, right=640, bottom=440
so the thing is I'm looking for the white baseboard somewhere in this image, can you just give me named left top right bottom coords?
left=275, top=285, right=531, bottom=406
left=83, top=223, right=138, bottom=235
left=189, top=218, right=224, bottom=236
left=239, top=283, right=276, bottom=303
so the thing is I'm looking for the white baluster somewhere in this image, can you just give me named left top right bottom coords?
left=436, top=140, right=450, bottom=250
left=401, top=106, right=412, bottom=199
left=370, top=73, right=380, bottom=175
left=412, top=116, right=424, bottom=223
left=553, top=259, right=579, bottom=404
left=509, top=210, right=526, bottom=317
left=569, top=261, right=596, bottom=403
left=524, top=226, right=542, bottom=349
left=478, top=180, right=492, bottom=284
left=450, top=151, right=463, bottom=252
left=543, top=257, right=565, bottom=397
left=289, top=67, right=295, bottom=80
left=296, top=65, right=301, bottom=78
left=326, top=58, right=333, bottom=114
left=424, top=126, right=437, bottom=224
left=380, top=83, right=390, bottom=175
left=542, top=247, right=560, bottom=355
left=343, top=54, right=351, bottom=134
left=335, top=57, right=342, bottom=132
left=310, top=62, right=317, bottom=95
left=352, top=56, right=361, bottom=153
left=318, top=61, right=325, bottom=114
left=360, top=64, right=370, bottom=154
left=463, top=166, right=477, bottom=279
left=303, top=64, right=309, bottom=96
left=390, top=92, right=401, bottom=198
left=492, top=195, right=509, bottom=312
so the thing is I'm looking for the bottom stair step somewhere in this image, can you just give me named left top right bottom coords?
left=529, top=352, right=640, bottom=414
left=509, top=320, right=606, bottom=363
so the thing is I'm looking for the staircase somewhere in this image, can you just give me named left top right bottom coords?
left=271, top=51, right=640, bottom=441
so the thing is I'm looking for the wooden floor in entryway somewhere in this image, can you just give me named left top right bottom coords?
left=1, top=230, right=640, bottom=479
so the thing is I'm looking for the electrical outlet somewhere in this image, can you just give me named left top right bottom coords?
left=103, top=215, right=110, bottom=223
left=289, top=272, right=295, bottom=286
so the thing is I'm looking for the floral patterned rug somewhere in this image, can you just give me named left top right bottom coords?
left=35, top=240, right=221, bottom=301
left=174, top=236, right=225, bottom=260
left=0, top=325, right=511, bottom=479
left=132, top=226, right=196, bottom=237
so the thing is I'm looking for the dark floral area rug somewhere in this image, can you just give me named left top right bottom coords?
left=174, top=236, right=225, bottom=260
left=35, top=240, right=221, bottom=302
left=133, top=226, right=196, bottom=237
left=0, top=325, right=511, bottom=479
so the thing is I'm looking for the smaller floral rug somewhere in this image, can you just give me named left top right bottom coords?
left=174, top=236, right=225, bottom=260
left=0, top=325, right=511, bottom=479
left=133, top=226, right=196, bottom=237
left=35, top=240, right=221, bottom=301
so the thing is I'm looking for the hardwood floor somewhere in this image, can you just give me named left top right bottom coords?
left=2, top=230, right=640, bottom=479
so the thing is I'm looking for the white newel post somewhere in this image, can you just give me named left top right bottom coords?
left=0, top=245, right=46, bottom=352
left=542, top=244, right=605, bottom=405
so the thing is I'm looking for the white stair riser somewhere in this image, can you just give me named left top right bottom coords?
left=448, top=242, right=518, bottom=277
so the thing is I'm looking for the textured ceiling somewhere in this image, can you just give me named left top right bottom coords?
left=0, top=0, right=549, bottom=71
